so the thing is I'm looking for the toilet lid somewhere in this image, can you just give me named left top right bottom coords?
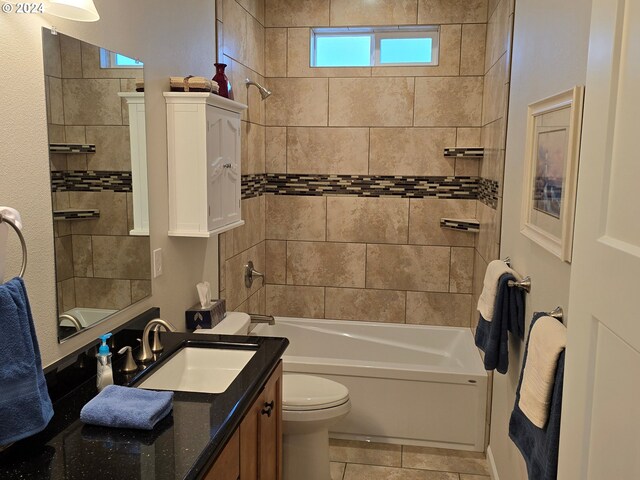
left=283, top=374, right=349, bottom=411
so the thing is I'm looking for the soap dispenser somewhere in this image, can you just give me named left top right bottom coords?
left=96, top=333, right=114, bottom=392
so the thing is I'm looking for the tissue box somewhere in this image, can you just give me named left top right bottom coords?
left=185, top=299, right=226, bottom=330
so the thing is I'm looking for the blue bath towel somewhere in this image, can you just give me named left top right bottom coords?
left=80, top=385, right=174, bottom=430
left=0, top=277, right=54, bottom=446
left=474, top=273, right=525, bottom=374
left=509, top=312, right=565, bottom=480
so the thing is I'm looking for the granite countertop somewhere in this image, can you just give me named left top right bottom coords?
left=0, top=332, right=289, bottom=480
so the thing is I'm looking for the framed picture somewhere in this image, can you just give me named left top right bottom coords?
left=521, top=86, right=584, bottom=262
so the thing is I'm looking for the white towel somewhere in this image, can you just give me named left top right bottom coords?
left=0, top=206, right=23, bottom=283
left=477, top=259, right=520, bottom=321
left=518, top=316, right=567, bottom=428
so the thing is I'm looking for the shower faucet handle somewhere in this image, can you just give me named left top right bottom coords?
left=244, top=260, right=264, bottom=288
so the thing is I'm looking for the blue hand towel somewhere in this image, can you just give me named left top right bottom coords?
left=474, top=273, right=525, bottom=374
left=0, top=277, right=54, bottom=446
left=80, top=385, right=174, bottom=430
left=509, top=312, right=565, bottom=480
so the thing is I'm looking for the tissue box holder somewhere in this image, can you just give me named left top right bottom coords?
left=186, top=299, right=226, bottom=330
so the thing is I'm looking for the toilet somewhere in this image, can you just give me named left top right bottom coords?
left=282, top=374, right=351, bottom=480
left=195, top=313, right=351, bottom=480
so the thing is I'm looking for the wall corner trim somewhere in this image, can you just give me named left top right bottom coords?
left=487, top=445, right=500, bottom=480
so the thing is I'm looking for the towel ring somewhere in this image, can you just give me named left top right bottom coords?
left=0, top=213, right=27, bottom=278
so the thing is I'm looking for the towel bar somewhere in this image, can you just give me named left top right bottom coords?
left=508, top=276, right=531, bottom=293
left=0, top=213, right=27, bottom=278
left=546, top=306, right=563, bottom=321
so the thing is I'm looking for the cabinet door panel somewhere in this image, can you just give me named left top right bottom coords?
left=221, top=115, right=242, bottom=225
left=205, top=108, right=226, bottom=232
left=205, top=430, right=240, bottom=480
left=239, top=391, right=261, bottom=480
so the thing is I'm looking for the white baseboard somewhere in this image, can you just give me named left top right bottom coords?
left=487, top=445, right=500, bottom=480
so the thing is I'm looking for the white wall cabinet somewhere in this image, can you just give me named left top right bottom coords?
left=164, top=92, right=247, bottom=237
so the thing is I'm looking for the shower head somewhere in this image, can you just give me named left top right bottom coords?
left=245, top=78, right=272, bottom=100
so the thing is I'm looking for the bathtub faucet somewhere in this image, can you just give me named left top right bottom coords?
left=249, top=314, right=275, bottom=325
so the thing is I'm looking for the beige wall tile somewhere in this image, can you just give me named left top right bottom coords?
left=265, top=0, right=330, bottom=27
left=59, top=33, right=82, bottom=78
left=246, top=13, right=266, bottom=75
left=471, top=250, right=487, bottom=329
left=418, top=0, right=488, bottom=24
left=74, top=278, right=132, bottom=310
left=219, top=233, right=227, bottom=292
left=85, top=126, right=131, bottom=171
left=92, top=236, right=151, bottom=279
left=42, top=31, right=61, bottom=78
left=265, top=284, right=325, bottom=317
left=237, top=0, right=265, bottom=24
left=266, top=195, right=326, bottom=240
left=65, top=126, right=86, bottom=143
left=241, top=122, right=266, bottom=174
left=414, top=77, right=484, bottom=127
left=80, top=43, right=139, bottom=79
left=409, top=198, right=476, bottom=246
left=69, top=192, right=128, bottom=236
left=406, top=292, right=472, bottom=326
left=402, top=445, right=490, bottom=475
left=62, top=79, right=122, bottom=126
left=287, top=127, right=369, bottom=174
left=455, top=159, right=480, bottom=176
left=223, top=57, right=265, bottom=125
left=369, top=128, right=455, bottom=176
left=485, top=0, right=511, bottom=73
left=480, top=117, right=505, bottom=183
left=265, top=28, right=287, bottom=78
left=330, top=439, right=402, bottom=467
left=329, top=78, right=414, bottom=127
left=59, top=278, right=76, bottom=312
left=287, top=241, right=366, bottom=287
left=54, top=236, right=74, bottom=281
left=231, top=195, right=265, bottom=255
left=326, top=197, right=409, bottom=244
left=460, top=475, right=491, bottom=480
left=461, top=24, right=487, bottom=76
left=265, top=78, right=328, bottom=126
left=48, top=77, right=64, bottom=125
left=481, top=54, right=508, bottom=126
left=475, top=199, right=500, bottom=262
left=330, top=463, right=346, bottom=480
left=288, top=27, right=372, bottom=78
left=265, top=240, right=287, bottom=284
left=456, top=127, right=482, bottom=147
left=131, top=280, right=152, bottom=303
left=72, top=234, right=93, bottom=277
left=266, top=126, right=287, bottom=172
left=221, top=0, right=248, bottom=68
left=343, top=463, right=458, bottom=479
left=325, top=287, right=406, bottom=323
left=237, top=286, right=266, bottom=314
left=330, top=0, right=418, bottom=26
left=371, top=24, right=461, bottom=77
left=450, top=246, right=474, bottom=293
left=366, top=244, right=450, bottom=292
left=225, top=242, right=266, bottom=310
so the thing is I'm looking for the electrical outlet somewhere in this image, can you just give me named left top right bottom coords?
left=153, top=248, right=163, bottom=278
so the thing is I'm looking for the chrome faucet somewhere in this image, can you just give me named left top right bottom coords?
left=250, top=314, right=275, bottom=325
left=58, top=313, right=83, bottom=332
left=137, top=318, right=178, bottom=363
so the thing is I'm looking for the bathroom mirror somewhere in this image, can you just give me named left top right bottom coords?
left=41, top=28, right=152, bottom=342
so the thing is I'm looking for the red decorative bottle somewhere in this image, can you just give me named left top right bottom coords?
left=212, top=63, right=233, bottom=99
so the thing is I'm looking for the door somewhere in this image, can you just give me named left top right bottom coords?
left=557, top=0, right=640, bottom=478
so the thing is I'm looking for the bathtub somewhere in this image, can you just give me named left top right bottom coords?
left=251, top=317, right=487, bottom=452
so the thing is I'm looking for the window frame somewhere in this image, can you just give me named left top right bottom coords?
left=99, top=48, right=143, bottom=69
left=311, top=26, right=440, bottom=68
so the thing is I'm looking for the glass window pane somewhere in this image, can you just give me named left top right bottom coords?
left=380, top=37, right=432, bottom=64
left=315, top=35, right=371, bottom=67
left=115, top=53, right=143, bottom=67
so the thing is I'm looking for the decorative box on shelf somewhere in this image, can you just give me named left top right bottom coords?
left=164, top=92, right=247, bottom=237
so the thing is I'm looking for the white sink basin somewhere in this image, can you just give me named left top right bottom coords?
left=138, top=347, right=255, bottom=394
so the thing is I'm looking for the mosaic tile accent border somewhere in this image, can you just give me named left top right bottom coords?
left=49, top=143, right=96, bottom=154
left=51, top=171, right=132, bottom=192
left=440, top=218, right=480, bottom=232
left=240, top=174, right=479, bottom=199
left=479, top=177, right=499, bottom=209
left=444, top=147, right=484, bottom=158
left=241, top=173, right=267, bottom=199
left=53, top=209, right=100, bottom=221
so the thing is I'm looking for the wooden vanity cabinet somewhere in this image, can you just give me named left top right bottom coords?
left=205, top=361, right=283, bottom=480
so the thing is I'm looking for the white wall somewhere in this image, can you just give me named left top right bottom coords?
left=0, top=0, right=219, bottom=367
left=491, top=0, right=592, bottom=478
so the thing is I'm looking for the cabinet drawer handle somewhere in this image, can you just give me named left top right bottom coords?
left=223, top=163, right=232, bottom=168
left=261, top=401, right=274, bottom=417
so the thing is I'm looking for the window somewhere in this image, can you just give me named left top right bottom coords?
left=311, top=27, right=439, bottom=68
left=99, top=48, right=143, bottom=69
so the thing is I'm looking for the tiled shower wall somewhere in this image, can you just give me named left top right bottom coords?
left=43, top=32, right=151, bottom=315
left=217, top=0, right=268, bottom=314
left=260, top=0, right=489, bottom=325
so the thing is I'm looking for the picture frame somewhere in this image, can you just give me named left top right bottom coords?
left=520, top=86, right=584, bottom=262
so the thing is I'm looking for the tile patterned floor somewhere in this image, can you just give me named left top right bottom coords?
left=329, top=439, right=491, bottom=480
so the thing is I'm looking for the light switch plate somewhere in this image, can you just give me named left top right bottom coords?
left=153, top=248, right=163, bottom=278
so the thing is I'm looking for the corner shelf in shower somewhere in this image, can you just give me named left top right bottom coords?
left=440, top=218, right=480, bottom=233
left=49, top=143, right=96, bottom=154
left=53, top=209, right=100, bottom=221
left=443, top=148, right=484, bottom=158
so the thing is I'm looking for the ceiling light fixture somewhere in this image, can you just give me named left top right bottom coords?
left=45, top=0, right=100, bottom=22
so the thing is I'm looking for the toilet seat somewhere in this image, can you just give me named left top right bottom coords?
left=283, top=374, right=350, bottom=411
